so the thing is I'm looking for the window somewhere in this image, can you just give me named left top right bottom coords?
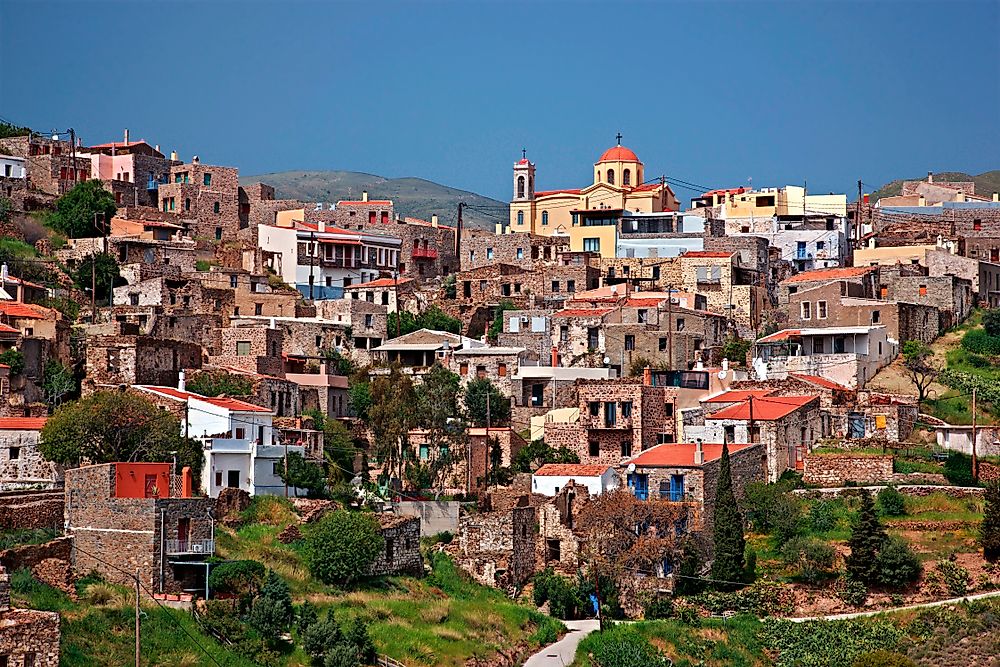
left=486, top=247, right=494, bottom=260
left=517, top=210, right=524, bottom=225
left=664, top=402, right=673, bottom=417
left=272, top=461, right=282, bottom=475
left=583, top=238, right=601, bottom=253
left=230, top=275, right=238, bottom=288
left=872, top=310, right=881, bottom=324
left=236, top=341, right=251, bottom=356
left=24, top=653, right=35, bottom=667
left=203, top=172, right=212, bottom=186
left=542, top=211, right=549, bottom=226
left=517, top=176, right=525, bottom=198
left=607, top=169, right=615, bottom=185
left=516, top=247, right=524, bottom=260
left=254, top=303, right=263, bottom=315
left=589, top=401, right=600, bottom=417
left=638, top=309, right=648, bottom=324
left=816, top=300, right=828, bottom=319
left=560, top=325, right=569, bottom=342
left=531, top=383, right=544, bottom=406
left=235, top=427, right=246, bottom=439
left=567, top=280, right=576, bottom=293
left=816, top=240, right=825, bottom=250
left=813, top=337, right=825, bottom=353
left=974, top=218, right=983, bottom=231
left=919, top=284, right=928, bottom=297
left=621, top=401, right=633, bottom=418
left=659, top=337, right=667, bottom=351
left=9, top=447, right=19, bottom=460
left=498, top=362, right=507, bottom=377
left=588, top=441, right=600, bottom=457
left=459, top=363, right=468, bottom=376
left=215, top=227, right=222, bottom=240
left=213, top=201, right=220, bottom=214
left=620, top=441, right=632, bottom=457
left=365, top=314, right=374, bottom=328
left=878, top=341, right=883, bottom=355
left=625, top=335, right=635, bottom=350
left=551, top=280, right=560, bottom=293
left=476, top=365, right=487, bottom=379
left=623, top=168, right=631, bottom=186
left=657, top=433, right=675, bottom=444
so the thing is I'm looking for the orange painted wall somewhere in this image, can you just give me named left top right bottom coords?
left=114, top=462, right=172, bottom=498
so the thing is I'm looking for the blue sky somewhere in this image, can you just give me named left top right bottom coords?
left=2, top=0, right=998, bottom=202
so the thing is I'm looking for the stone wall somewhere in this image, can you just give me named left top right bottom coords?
left=0, top=537, right=71, bottom=577
left=367, top=515, right=423, bottom=577
left=451, top=504, right=536, bottom=589
left=0, top=429, right=61, bottom=491
left=802, top=453, right=894, bottom=487
left=0, top=564, right=60, bottom=666
left=0, top=490, right=64, bottom=530
left=979, top=460, right=1000, bottom=484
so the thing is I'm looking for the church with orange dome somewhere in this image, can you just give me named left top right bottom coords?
left=508, top=138, right=681, bottom=238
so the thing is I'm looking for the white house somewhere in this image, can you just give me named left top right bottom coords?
left=136, top=383, right=306, bottom=497
left=0, top=155, right=26, bottom=180
left=752, top=325, right=895, bottom=389
left=531, top=463, right=619, bottom=497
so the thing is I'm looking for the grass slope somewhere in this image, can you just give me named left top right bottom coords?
left=871, top=170, right=1000, bottom=202
left=240, top=170, right=506, bottom=230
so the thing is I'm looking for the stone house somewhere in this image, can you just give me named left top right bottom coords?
left=372, top=329, right=483, bottom=375
left=81, top=137, right=180, bottom=208
left=0, top=301, right=72, bottom=367
left=531, top=463, right=618, bottom=497
left=157, top=160, right=243, bottom=242
left=925, top=248, right=1000, bottom=307
left=824, top=391, right=919, bottom=442
left=367, top=514, right=423, bottom=577
left=85, top=334, right=202, bottom=390
left=496, top=309, right=556, bottom=364
left=624, top=441, right=764, bottom=551
left=878, top=264, right=973, bottom=330
left=345, top=277, right=416, bottom=313
left=450, top=503, right=536, bottom=588
left=690, top=394, right=821, bottom=482
left=450, top=346, right=522, bottom=399
left=461, top=230, right=568, bottom=271
left=780, top=265, right=879, bottom=305
left=0, top=134, right=90, bottom=197
left=207, top=324, right=283, bottom=378
left=535, top=482, right=588, bottom=574
left=545, top=379, right=678, bottom=467
left=550, top=307, right=621, bottom=367
left=407, top=426, right=527, bottom=496
left=787, top=281, right=941, bottom=344
left=0, top=564, right=60, bottom=666
left=677, top=250, right=767, bottom=335
left=65, top=462, right=215, bottom=596
left=0, top=417, right=60, bottom=491
left=455, top=263, right=535, bottom=308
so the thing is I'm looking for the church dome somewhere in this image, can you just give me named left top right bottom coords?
left=598, top=145, right=639, bottom=162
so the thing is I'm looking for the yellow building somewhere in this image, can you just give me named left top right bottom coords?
left=509, top=141, right=680, bottom=250
left=694, top=185, right=847, bottom=218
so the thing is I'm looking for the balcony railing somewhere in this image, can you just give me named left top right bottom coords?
left=412, top=247, right=438, bottom=260
left=583, top=415, right=633, bottom=430
left=166, top=539, right=215, bottom=555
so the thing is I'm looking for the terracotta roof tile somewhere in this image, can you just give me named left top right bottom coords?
left=629, top=443, right=756, bottom=467
left=703, top=390, right=776, bottom=403
left=0, top=302, right=50, bottom=319
left=789, top=373, right=854, bottom=391
left=552, top=308, right=613, bottom=318
left=344, top=277, right=413, bottom=289
left=782, top=266, right=877, bottom=284
left=681, top=251, right=734, bottom=258
left=534, top=464, right=611, bottom=477
left=535, top=189, right=582, bottom=197
left=0, top=417, right=47, bottom=430
left=707, top=395, right=818, bottom=421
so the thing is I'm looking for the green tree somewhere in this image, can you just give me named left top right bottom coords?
left=487, top=299, right=516, bottom=341
left=415, top=364, right=466, bottom=493
left=47, top=179, right=117, bottom=239
left=346, top=615, right=376, bottom=664
left=387, top=310, right=419, bottom=338
left=186, top=370, right=254, bottom=397
left=710, top=443, right=747, bottom=589
left=278, top=451, right=327, bottom=498
left=464, top=377, right=511, bottom=427
left=368, top=366, right=416, bottom=482
left=981, top=480, right=1000, bottom=562
left=846, top=489, right=888, bottom=584
left=42, top=359, right=76, bottom=408
left=246, top=570, right=294, bottom=639
left=0, top=196, right=12, bottom=223
left=0, top=348, right=25, bottom=376
left=304, top=510, right=384, bottom=586
left=208, top=560, right=265, bottom=599
left=417, top=305, right=462, bottom=334
left=875, top=537, right=922, bottom=588
left=983, top=309, right=1000, bottom=337
left=324, top=417, right=359, bottom=483
left=323, top=349, right=357, bottom=376
left=901, top=340, right=940, bottom=403
left=877, top=485, right=907, bottom=516
left=39, top=391, right=203, bottom=475
left=0, top=121, right=30, bottom=140
left=722, top=337, right=751, bottom=365
left=347, top=379, right=372, bottom=421
left=72, top=252, right=124, bottom=304
left=442, top=274, right=456, bottom=299
left=513, top=439, right=579, bottom=473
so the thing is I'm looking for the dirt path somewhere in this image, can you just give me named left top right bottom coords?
left=522, top=619, right=600, bottom=667
left=786, top=588, right=1000, bottom=622
left=867, top=325, right=963, bottom=397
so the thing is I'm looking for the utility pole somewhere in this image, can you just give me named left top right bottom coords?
left=393, top=270, right=401, bottom=338
left=856, top=179, right=863, bottom=250
left=308, top=231, right=316, bottom=301
left=972, top=387, right=979, bottom=483
left=748, top=395, right=755, bottom=444
left=593, top=567, right=604, bottom=632
left=69, top=128, right=76, bottom=185
left=666, top=284, right=674, bottom=371
left=284, top=433, right=289, bottom=498
left=134, top=569, right=141, bottom=667
left=91, top=212, right=99, bottom=321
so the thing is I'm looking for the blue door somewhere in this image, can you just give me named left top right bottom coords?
left=628, top=473, right=649, bottom=500
left=848, top=413, right=865, bottom=439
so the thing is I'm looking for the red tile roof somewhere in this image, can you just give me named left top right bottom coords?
left=344, top=277, right=414, bottom=290
left=552, top=308, right=613, bottom=318
left=0, top=324, right=19, bottom=334
left=703, top=390, right=777, bottom=403
left=534, top=464, right=611, bottom=477
left=790, top=373, right=854, bottom=391
left=782, top=266, right=877, bottom=284
left=680, top=251, right=734, bottom=259
left=0, top=417, right=47, bottom=430
left=4, top=275, right=45, bottom=289
left=624, top=297, right=666, bottom=308
left=757, top=329, right=801, bottom=343
left=0, top=302, right=50, bottom=319
left=707, top=395, right=818, bottom=421
left=138, top=386, right=271, bottom=412
left=535, top=189, right=582, bottom=197
left=337, top=200, right=392, bottom=206
left=630, top=443, right=756, bottom=467
left=87, top=140, right=148, bottom=149
left=598, top=145, right=639, bottom=162
left=701, top=188, right=747, bottom=197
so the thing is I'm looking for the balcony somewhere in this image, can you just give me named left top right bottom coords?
left=412, top=247, right=438, bottom=260
left=583, top=415, right=633, bottom=430
left=795, top=250, right=813, bottom=261
left=166, top=539, right=215, bottom=555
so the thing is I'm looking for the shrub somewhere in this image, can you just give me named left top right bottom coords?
left=852, top=651, right=917, bottom=667
left=772, top=494, right=805, bottom=545
left=186, top=370, right=254, bottom=397
left=838, top=578, right=868, bottom=607
left=961, top=328, right=1000, bottom=356
left=0, top=348, right=25, bottom=376
left=304, top=510, right=384, bottom=585
left=782, top=537, right=837, bottom=584
left=643, top=596, right=674, bottom=620
left=875, top=537, right=922, bottom=589
left=346, top=615, right=376, bottom=664
left=546, top=574, right=584, bottom=620
left=297, top=600, right=319, bottom=633
left=982, top=481, right=1000, bottom=562
left=324, top=645, right=360, bottom=667
left=690, top=581, right=794, bottom=616
left=303, top=618, right=343, bottom=663
left=208, top=560, right=265, bottom=597
left=936, top=559, right=970, bottom=596
left=877, top=486, right=907, bottom=517
left=944, top=451, right=976, bottom=487
left=809, top=500, right=839, bottom=533
left=581, top=625, right=669, bottom=667
left=246, top=571, right=293, bottom=639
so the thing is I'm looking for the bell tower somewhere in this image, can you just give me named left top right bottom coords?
left=513, top=149, right=535, bottom=202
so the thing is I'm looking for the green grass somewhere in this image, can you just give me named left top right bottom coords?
left=0, top=527, right=59, bottom=551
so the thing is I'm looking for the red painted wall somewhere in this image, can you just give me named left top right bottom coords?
left=114, top=462, right=172, bottom=498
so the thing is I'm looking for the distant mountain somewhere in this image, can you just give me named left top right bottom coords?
left=240, top=170, right=507, bottom=231
left=870, top=170, right=1000, bottom=202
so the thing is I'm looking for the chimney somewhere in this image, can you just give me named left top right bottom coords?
left=994, top=193, right=999, bottom=202
left=170, top=150, right=178, bottom=161
left=431, top=214, right=439, bottom=228
left=181, top=467, right=192, bottom=498
left=928, top=171, right=934, bottom=183
left=722, top=358, right=729, bottom=372
left=192, top=155, right=200, bottom=165
left=124, top=128, right=129, bottom=144
left=918, top=195, right=926, bottom=207
left=694, top=439, right=704, bottom=465
left=177, top=369, right=186, bottom=392
left=269, top=317, right=276, bottom=329
left=495, top=222, right=502, bottom=235
left=695, top=359, right=705, bottom=371
left=318, top=218, right=325, bottom=233
left=361, top=190, right=369, bottom=202
left=551, top=346, right=559, bottom=368
left=643, top=365, right=652, bottom=386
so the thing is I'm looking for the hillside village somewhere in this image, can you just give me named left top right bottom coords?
left=2, top=123, right=1000, bottom=666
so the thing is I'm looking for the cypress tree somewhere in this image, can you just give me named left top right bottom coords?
left=711, top=442, right=746, bottom=589
left=982, top=481, right=1000, bottom=562
left=846, top=489, right=888, bottom=584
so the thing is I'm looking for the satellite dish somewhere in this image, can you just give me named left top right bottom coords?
left=603, top=356, right=611, bottom=365
left=718, top=370, right=727, bottom=380
left=627, top=463, right=636, bottom=473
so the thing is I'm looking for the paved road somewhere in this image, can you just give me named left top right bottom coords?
left=786, top=588, right=1000, bottom=622
left=523, top=619, right=600, bottom=667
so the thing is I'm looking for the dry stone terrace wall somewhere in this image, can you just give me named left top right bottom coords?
left=802, top=453, right=895, bottom=486
left=0, top=490, right=64, bottom=530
